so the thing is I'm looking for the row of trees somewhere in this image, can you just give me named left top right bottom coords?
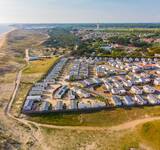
left=43, top=28, right=79, bottom=48
left=108, top=36, right=152, bottom=48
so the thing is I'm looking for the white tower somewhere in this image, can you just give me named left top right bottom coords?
left=96, top=23, right=100, bottom=30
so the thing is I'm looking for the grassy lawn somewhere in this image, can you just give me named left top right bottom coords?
left=41, top=127, right=139, bottom=150
left=138, top=120, right=160, bottom=150
left=29, top=106, right=160, bottom=127
left=23, top=57, right=59, bottom=74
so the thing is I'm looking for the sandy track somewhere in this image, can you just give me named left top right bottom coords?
left=5, top=66, right=160, bottom=132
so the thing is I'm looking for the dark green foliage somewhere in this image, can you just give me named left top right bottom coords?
left=43, top=28, right=79, bottom=48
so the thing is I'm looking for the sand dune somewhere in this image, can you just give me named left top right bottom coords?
left=0, top=33, right=7, bottom=48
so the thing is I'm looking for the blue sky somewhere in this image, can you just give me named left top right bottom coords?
left=0, top=0, right=159, bottom=23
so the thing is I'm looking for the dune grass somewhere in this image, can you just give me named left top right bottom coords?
left=139, top=120, right=160, bottom=150
left=41, top=127, right=139, bottom=150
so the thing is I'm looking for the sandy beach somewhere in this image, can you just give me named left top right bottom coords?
left=0, top=33, right=7, bottom=48
left=0, top=28, right=16, bottom=49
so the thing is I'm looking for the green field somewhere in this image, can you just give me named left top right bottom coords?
left=23, top=57, right=59, bottom=74
left=41, top=127, right=139, bottom=150
left=29, top=106, right=160, bottom=127
left=138, top=120, right=160, bottom=150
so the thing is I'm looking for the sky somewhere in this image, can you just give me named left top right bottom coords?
left=0, top=0, right=160, bottom=23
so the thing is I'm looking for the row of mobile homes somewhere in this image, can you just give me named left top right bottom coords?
left=143, top=85, right=155, bottom=94
left=131, top=86, right=143, bottom=95
left=79, top=61, right=89, bottom=79
left=154, top=78, right=160, bottom=85
left=68, top=60, right=89, bottom=81
left=73, top=88, right=91, bottom=98
left=68, top=60, right=80, bottom=81
left=111, top=88, right=126, bottom=95
left=46, top=58, right=68, bottom=81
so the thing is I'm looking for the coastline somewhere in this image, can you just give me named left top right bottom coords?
left=0, top=28, right=17, bottom=49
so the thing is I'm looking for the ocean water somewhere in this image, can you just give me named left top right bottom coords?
left=0, top=24, right=12, bottom=35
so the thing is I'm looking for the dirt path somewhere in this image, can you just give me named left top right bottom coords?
left=4, top=63, right=160, bottom=149
left=23, top=115, right=160, bottom=132
left=109, top=116, right=160, bottom=131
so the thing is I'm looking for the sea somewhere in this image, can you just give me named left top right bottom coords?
left=0, top=24, right=12, bottom=36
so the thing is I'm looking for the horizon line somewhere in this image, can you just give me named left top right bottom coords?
left=1, top=22, right=160, bottom=25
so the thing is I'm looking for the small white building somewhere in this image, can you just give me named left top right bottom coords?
left=147, top=94, right=158, bottom=105
left=111, top=88, right=119, bottom=95
left=78, top=102, right=91, bottom=109
left=122, top=80, right=132, bottom=88
left=143, top=85, right=155, bottom=94
left=154, top=78, right=160, bottom=85
left=55, top=101, right=63, bottom=110
left=131, top=86, right=143, bottom=95
left=134, top=95, right=147, bottom=105
left=156, top=70, right=160, bottom=75
left=70, top=100, right=78, bottom=109
left=111, top=96, right=122, bottom=107
left=73, top=88, right=91, bottom=98
left=23, top=99, right=34, bottom=111
left=39, top=101, right=50, bottom=111
left=123, top=96, right=134, bottom=106
left=26, top=96, right=41, bottom=101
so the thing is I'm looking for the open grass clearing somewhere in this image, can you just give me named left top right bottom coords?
left=138, top=120, right=160, bottom=150
left=29, top=105, right=160, bottom=127
left=40, top=126, right=140, bottom=150
left=23, top=57, right=59, bottom=74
